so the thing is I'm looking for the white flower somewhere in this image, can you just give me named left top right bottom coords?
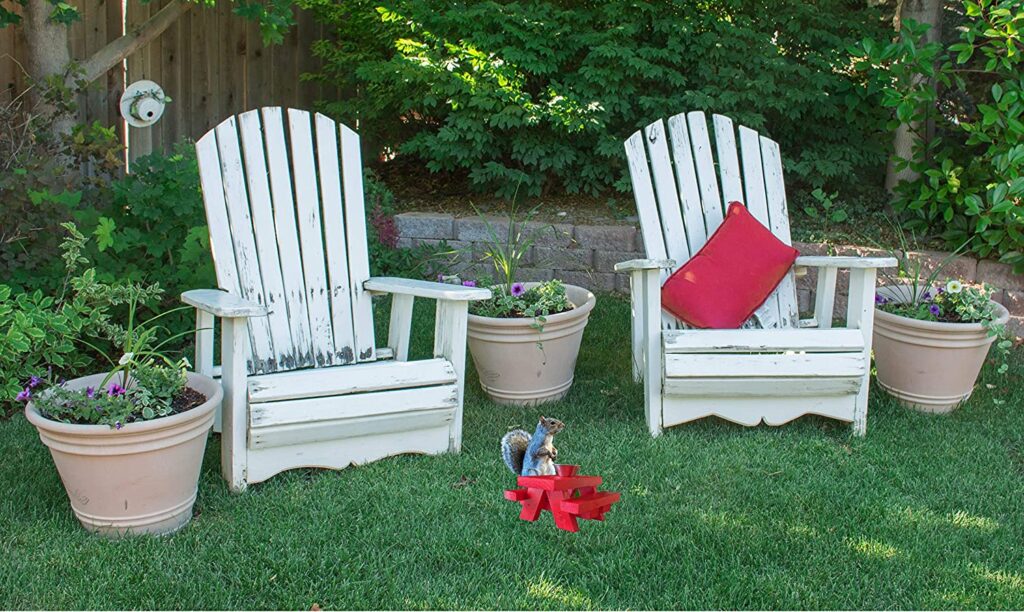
left=946, top=280, right=964, bottom=294
left=118, top=352, right=134, bottom=365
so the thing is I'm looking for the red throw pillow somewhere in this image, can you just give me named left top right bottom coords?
left=661, top=202, right=798, bottom=329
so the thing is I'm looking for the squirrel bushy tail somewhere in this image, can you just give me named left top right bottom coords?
left=501, top=429, right=531, bottom=475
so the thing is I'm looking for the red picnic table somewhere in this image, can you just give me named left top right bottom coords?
left=503, top=465, right=620, bottom=532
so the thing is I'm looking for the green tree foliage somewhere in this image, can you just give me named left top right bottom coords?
left=856, top=0, right=1024, bottom=271
left=303, top=0, right=893, bottom=197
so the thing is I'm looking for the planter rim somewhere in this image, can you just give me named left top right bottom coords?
left=25, top=371, right=222, bottom=437
left=468, top=282, right=596, bottom=327
left=874, top=285, right=1009, bottom=332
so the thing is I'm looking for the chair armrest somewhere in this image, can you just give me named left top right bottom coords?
left=795, top=256, right=897, bottom=269
left=181, top=289, right=268, bottom=318
left=614, top=258, right=676, bottom=273
left=364, top=277, right=492, bottom=301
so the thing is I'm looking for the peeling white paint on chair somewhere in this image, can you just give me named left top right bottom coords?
left=619, top=111, right=896, bottom=437
left=185, top=108, right=491, bottom=491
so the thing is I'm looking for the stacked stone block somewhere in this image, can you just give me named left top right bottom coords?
left=395, top=212, right=1023, bottom=338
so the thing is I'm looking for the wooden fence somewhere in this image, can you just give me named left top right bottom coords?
left=1, top=2, right=333, bottom=160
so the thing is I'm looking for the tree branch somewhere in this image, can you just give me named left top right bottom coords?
left=74, top=0, right=194, bottom=88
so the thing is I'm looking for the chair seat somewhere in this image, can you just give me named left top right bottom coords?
left=247, top=358, right=456, bottom=403
left=246, top=358, right=459, bottom=450
left=663, top=328, right=865, bottom=400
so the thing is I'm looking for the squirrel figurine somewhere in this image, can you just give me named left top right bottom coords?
left=501, top=416, right=565, bottom=476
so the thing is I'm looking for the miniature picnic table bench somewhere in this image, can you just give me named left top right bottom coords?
left=504, top=467, right=620, bottom=532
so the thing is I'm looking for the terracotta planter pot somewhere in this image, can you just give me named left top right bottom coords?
left=873, top=285, right=1009, bottom=413
left=468, top=283, right=596, bottom=406
left=25, top=372, right=221, bottom=537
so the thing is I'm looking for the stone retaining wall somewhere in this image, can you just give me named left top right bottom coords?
left=395, top=212, right=1023, bottom=337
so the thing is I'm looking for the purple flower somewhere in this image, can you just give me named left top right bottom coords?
left=437, top=273, right=445, bottom=282
left=922, top=290, right=932, bottom=301
left=462, top=280, right=477, bottom=287
left=929, top=304, right=941, bottom=316
left=86, top=386, right=96, bottom=399
left=875, top=294, right=888, bottom=305
left=115, top=421, right=123, bottom=430
left=15, top=388, right=31, bottom=402
left=510, top=282, right=526, bottom=297
left=28, top=375, right=41, bottom=389
left=107, top=383, right=126, bottom=397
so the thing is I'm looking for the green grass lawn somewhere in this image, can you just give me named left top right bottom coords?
left=2, top=294, right=1023, bottom=609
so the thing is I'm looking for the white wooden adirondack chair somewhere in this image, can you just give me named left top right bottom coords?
left=617, top=111, right=896, bottom=437
left=181, top=108, right=490, bottom=491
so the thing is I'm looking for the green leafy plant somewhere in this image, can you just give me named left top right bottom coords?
left=469, top=279, right=572, bottom=323
left=801, top=188, right=849, bottom=229
left=469, top=203, right=549, bottom=296
left=447, top=202, right=573, bottom=324
left=77, top=143, right=214, bottom=294
left=12, top=223, right=203, bottom=428
left=855, top=0, right=1024, bottom=272
left=0, top=224, right=114, bottom=415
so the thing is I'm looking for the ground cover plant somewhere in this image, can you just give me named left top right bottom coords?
left=1, top=295, right=1022, bottom=609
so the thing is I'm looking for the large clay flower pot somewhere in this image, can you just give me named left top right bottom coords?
left=468, top=283, right=596, bottom=406
left=873, top=285, right=1009, bottom=413
left=25, top=371, right=221, bottom=537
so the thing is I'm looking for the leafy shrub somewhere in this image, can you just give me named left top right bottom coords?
left=856, top=0, right=1024, bottom=271
left=303, top=0, right=892, bottom=196
left=0, top=90, right=121, bottom=292
left=80, top=143, right=214, bottom=300
left=0, top=226, right=114, bottom=414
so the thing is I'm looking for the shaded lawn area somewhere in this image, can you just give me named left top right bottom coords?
left=2, top=293, right=1023, bottom=609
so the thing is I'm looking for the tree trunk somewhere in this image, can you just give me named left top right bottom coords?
left=885, top=0, right=944, bottom=193
left=23, top=0, right=76, bottom=136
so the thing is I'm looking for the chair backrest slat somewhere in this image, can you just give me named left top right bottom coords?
left=738, top=125, right=769, bottom=221
left=261, top=107, right=315, bottom=368
left=314, top=113, right=356, bottom=364
left=339, top=123, right=376, bottom=361
left=196, top=107, right=377, bottom=374
left=624, top=111, right=800, bottom=330
left=712, top=114, right=744, bottom=206
left=666, top=114, right=708, bottom=252
left=625, top=130, right=670, bottom=275
left=760, top=135, right=799, bottom=326
left=213, top=118, right=278, bottom=371
left=644, top=120, right=690, bottom=266
left=686, top=111, right=725, bottom=233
